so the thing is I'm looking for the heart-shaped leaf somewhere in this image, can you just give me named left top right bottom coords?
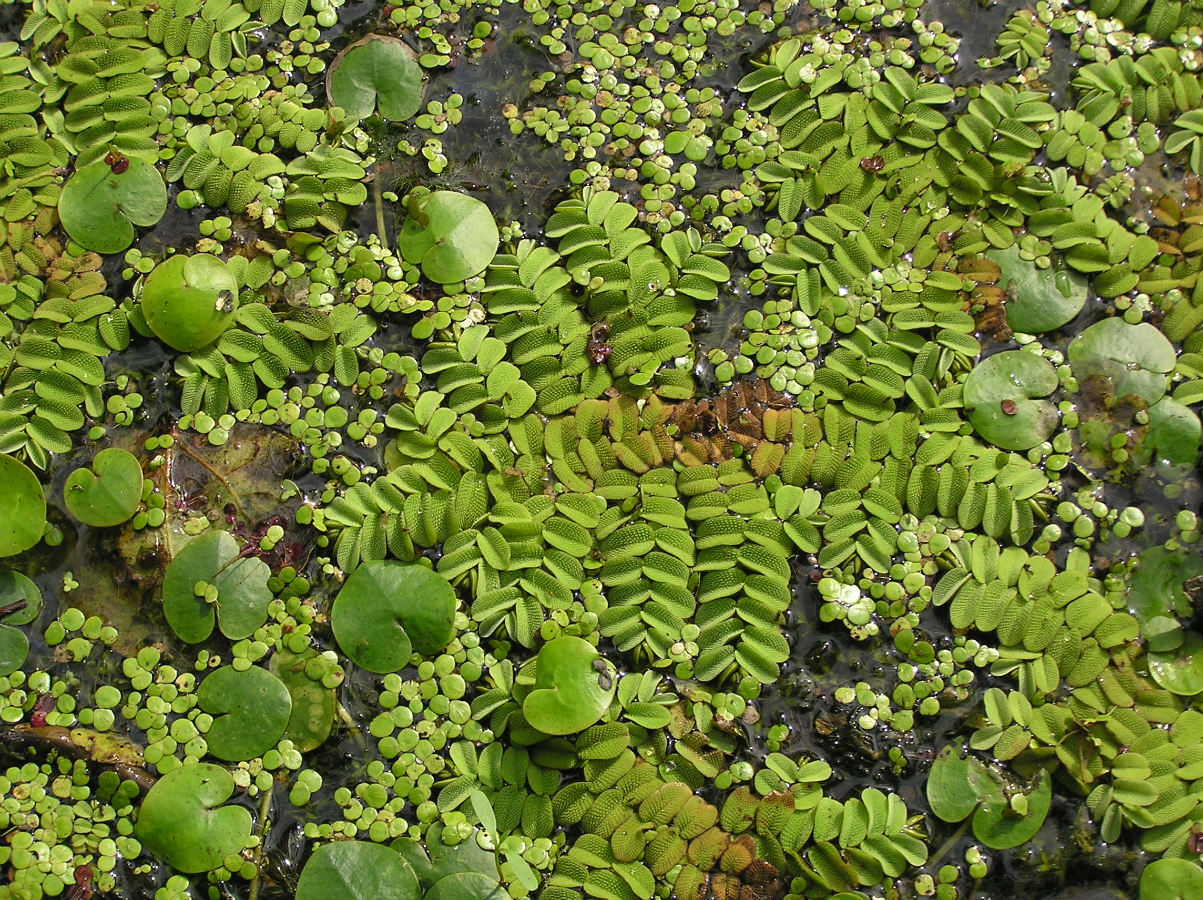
left=963, top=350, right=1059, bottom=451
left=58, top=159, right=167, bottom=254
left=136, top=763, right=252, bottom=873
left=1068, top=319, right=1176, bottom=405
left=0, top=455, right=45, bottom=558
left=1140, top=859, right=1203, bottom=900
left=327, top=35, right=423, bottom=121
left=63, top=448, right=143, bottom=527
left=268, top=649, right=337, bottom=753
left=925, top=746, right=981, bottom=823
left=987, top=246, right=1087, bottom=334
left=1148, top=630, right=1203, bottom=697
left=426, top=873, right=507, bottom=900
left=197, top=665, right=292, bottom=761
left=331, top=561, right=457, bottom=673
left=398, top=191, right=500, bottom=284
left=927, top=748, right=1051, bottom=848
left=522, top=636, right=617, bottom=735
left=161, top=531, right=272, bottom=643
left=972, top=767, right=1051, bottom=849
left=296, top=841, right=421, bottom=900
left=1140, top=398, right=1202, bottom=467
left=0, top=626, right=28, bottom=678
left=141, top=255, right=238, bottom=352
left=0, top=568, right=42, bottom=677
left=1127, top=546, right=1203, bottom=624
left=0, top=569, right=42, bottom=627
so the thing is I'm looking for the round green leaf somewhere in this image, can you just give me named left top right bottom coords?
left=522, top=636, right=617, bottom=736
left=1142, top=398, right=1202, bottom=467
left=0, top=626, right=28, bottom=677
left=162, top=531, right=273, bottom=643
left=327, top=35, right=423, bottom=121
left=925, top=747, right=978, bottom=823
left=1127, top=546, right=1203, bottom=623
left=141, top=255, right=238, bottom=352
left=268, top=649, right=336, bottom=753
left=0, top=455, right=45, bottom=558
left=63, top=448, right=143, bottom=527
left=971, top=769, right=1052, bottom=850
left=296, top=841, right=421, bottom=900
left=1140, top=859, right=1203, bottom=900
left=197, top=665, right=292, bottom=761
left=426, top=873, right=507, bottom=900
left=0, top=569, right=42, bottom=626
left=1068, top=319, right=1176, bottom=404
left=136, top=763, right=252, bottom=873
left=398, top=191, right=500, bottom=284
left=987, top=247, right=1087, bottom=333
left=1148, top=630, right=1203, bottom=696
left=331, top=561, right=457, bottom=673
left=963, top=351, right=1059, bottom=450
left=58, top=159, right=167, bottom=254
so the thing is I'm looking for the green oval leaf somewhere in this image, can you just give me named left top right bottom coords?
left=963, top=351, right=1059, bottom=451
left=0, top=569, right=42, bottom=627
left=141, top=255, right=238, bottom=352
left=268, top=649, right=337, bottom=754
left=331, top=561, right=457, bottom=673
left=925, top=747, right=978, bottom=823
left=327, top=35, right=423, bottom=121
left=987, top=246, right=1087, bottom=333
left=63, top=448, right=143, bottom=527
left=1148, top=630, right=1203, bottom=696
left=197, top=665, right=292, bottom=761
left=0, top=455, right=45, bottom=558
left=136, top=763, right=252, bottom=873
left=1068, top=319, right=1176, bottom=405
left=1140, top=859, right=1203, bottom=900
left=296, top=841, right=421, bottom=900
left=58, top=159, right=167, bottom=254
left=162, top=531, right=273, bottom=644
left=971, top=768, right=1051, bottom=850
left=425, top=873, right=507, bottom=900
left=399, top=191, right=500, bottom=284
left=522, top=636, right=617, bottom=735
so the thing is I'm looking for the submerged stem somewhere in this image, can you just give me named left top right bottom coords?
left=373, top=174, right=387, bottom=246
left=928, top=812, right=976, bottom=869
left=247, top=787, right=274, bottom=900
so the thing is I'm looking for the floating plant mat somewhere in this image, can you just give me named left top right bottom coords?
left=1, top=0, right=1203, bottom=899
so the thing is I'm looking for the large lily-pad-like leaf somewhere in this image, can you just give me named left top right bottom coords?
left=141, top=255, right=238, bottom=352
left=522, top=636, right=617, bottom=735
left=161, top=530, right=272, bottom=643
left=197, top=665, right=292, bottom=761
left=926, top=747, right=1052, bottom=849
left=1148, top=630, right=1203, bottom=697
left=296, top=841, right=421, bottom=900
left=58, top=159, right=167, bottom=254
left=963, top=350, right=1059, bottom=451
left=398, top=191, right=500, bottom=284
left=136, top=763, right=252, bottom=873
left=0, top=455, right=45, bottom=558
left=987, top=246, right=1087, bottom=334
left=331, top=561, right=457, bottom=673
left=64, top=448, right=143, bottom=528
left=1140, top=398, right=1202, bottom=467
left=327, top=35, right=423, bottom=121
left=0, top=568, right=40, bottom=677
left=1140, top=858, right=1203, bottom=900
left=1068, top=319, right=1176, bottom=404
left=268, top=649, right=337, bottom=753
